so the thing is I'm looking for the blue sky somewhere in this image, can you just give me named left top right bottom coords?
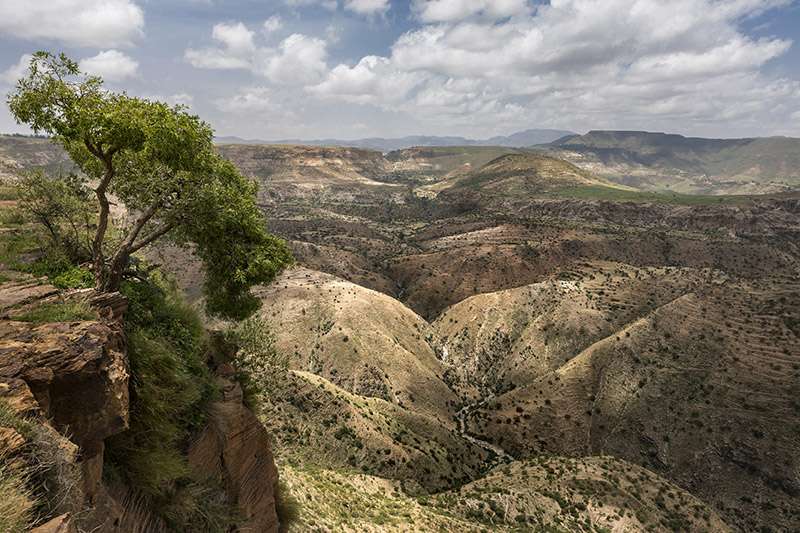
left=1, top=0, right=799, bottom=139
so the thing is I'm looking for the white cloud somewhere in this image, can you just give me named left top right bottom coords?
left=185, top=48, right=251, bottom=70
left=166, top=92, right=194, bottom=107
left=216, top=86, right=282, bottom=114
left=142, top=92, right=194, bottom=108
left=264, top=15, right=284, bottom=33
left=194, top=0, right=800, bottom=138
left=344, top=0, right=390, bottom=16
left=340, top=0, right=798, bottom=135
left=187, top=23, right=329, bottom=86
left=80, top=50, right=139, bottom=82
left=0, top=0, right=144, bottom=47
left=261, top=34, right=328, bottom=85
left=310, top=56, right=424, bottom=104
left=212, top=21, right=255, bottom=53
left=186, top=22, right=256, bottom=69
left=1, top=54, right=33, bottom=86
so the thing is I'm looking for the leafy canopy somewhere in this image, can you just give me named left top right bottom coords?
left=7, top=52, right=292, bottom=318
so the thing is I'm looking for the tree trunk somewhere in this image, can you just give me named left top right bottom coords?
left=96, top=252, right=128, bottom=293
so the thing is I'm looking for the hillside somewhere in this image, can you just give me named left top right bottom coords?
left=435, top=263, right=800, bottom=531
left=435, top=152, right=631, bottom=204
left=280, top=455, right=730, bottom=532
left=0, top=135, right=73, bottom=180
left=545, top=130, right=800, bottom=194
left=2, top=136, right=799, bottom=532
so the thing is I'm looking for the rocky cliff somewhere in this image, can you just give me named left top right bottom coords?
left=0, top=274, right=280, bottom=532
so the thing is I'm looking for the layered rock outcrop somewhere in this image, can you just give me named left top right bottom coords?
left=0, top=276, right=280, bottom=532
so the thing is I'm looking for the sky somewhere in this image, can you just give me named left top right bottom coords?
left=1, top=0, right=800, bottom=140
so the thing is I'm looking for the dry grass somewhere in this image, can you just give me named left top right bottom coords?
left=0, top=462, right=35, bottom=533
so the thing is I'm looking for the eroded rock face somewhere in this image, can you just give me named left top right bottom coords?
left=188, top=365, right=280, bottom=533
left=0, top=283, right=130, bottom=529
left=0, top=311, right=129, bottom=457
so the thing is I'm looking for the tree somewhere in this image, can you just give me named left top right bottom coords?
left=7, top=51, right=292, bottom=318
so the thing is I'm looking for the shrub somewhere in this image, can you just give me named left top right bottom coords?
left=105, top=275, right=231, bottom=531
left=0, top=400, right=82, bottom=529
left=51, top=266, right=93, bottom=289
left=15, top=171, right=94, bottom=264
left=224, top=315, right=289, bottom=411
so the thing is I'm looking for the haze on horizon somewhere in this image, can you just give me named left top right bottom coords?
left=1, top=0, right=800, bottom=141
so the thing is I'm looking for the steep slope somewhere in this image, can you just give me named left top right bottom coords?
left=253, top=267, right=457, bottom=424
left=280, top=455, right=728, bottom=532
left=441, top=152, right=624, bottom=193
left=435, top=264, right=800, bottom=532
left=250, top=267, right=495, bottom=490
left=431, top=456, right=731, bottom=532
left=0, top=274, right=281, bottom=532
left=433, top=152, right=635, bottom=211
left=384, top=146, right=521, bottom=187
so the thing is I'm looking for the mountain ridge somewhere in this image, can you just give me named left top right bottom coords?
left=214, top=128, right=575, bottom=151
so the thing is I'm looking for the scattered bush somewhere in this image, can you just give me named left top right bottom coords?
left=0, top=400, right=82, bottom=529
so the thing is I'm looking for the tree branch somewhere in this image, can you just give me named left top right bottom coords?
left=120, top=200, right=161, bottom=251
left=88, top=142, right=116, bottom=287
left=129, top=221, right=178, bottom=254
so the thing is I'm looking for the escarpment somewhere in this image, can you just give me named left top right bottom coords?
left=0, top=275, right=280, bottom=532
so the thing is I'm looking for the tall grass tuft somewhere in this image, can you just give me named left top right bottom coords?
left=104, top=275, right=235, bottom=531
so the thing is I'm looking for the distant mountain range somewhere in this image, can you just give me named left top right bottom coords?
left=214, top=128, right=576, bottom=151
left=542, top=130, right=800, bottom=195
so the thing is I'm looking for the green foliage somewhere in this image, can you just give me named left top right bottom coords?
left=0, top=400, right=35, bottom=439
left=8, top=51, right=292, bottom=309
left=13, top=299, right=96, bottom=323
left=51, top=265, right=93, bottom=289
left=224, top=315, right=289, bottom=411
left=0, top=224, right=40, bottom=268
left=105, top=276, right=233, bottom=531
left=180, top=167, right=294, bottom=320
left=15, top=170, right=93, bottom=263
left=0, top=184, right=20, bottom=201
